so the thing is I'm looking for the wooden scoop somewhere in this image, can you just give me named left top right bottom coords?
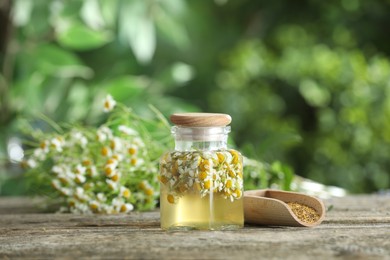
left=244, top=189, right=326, bottom=227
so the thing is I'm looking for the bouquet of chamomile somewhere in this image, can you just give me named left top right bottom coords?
left=22, top=95, right=171, bottom=213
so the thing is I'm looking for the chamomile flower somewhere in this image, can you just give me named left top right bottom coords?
left=50, top=137, right=65, bottom=152
left=128, top=145, right=138, bottom=156
left=110, top=171, right=121, bottom=182
left=167, top=193, right=178, bottom=204
left=112, top=197, right=134, bottom=213
left=71, top=131, right=88, bottom=147
left=89, top=200, right=101, bottom=212
left=96, top=131, right=106, bottom=142
left=119, top=203, right=134, bottom=213
left=74, top=187, right=88, bottom=201
left=120, top=186, right=131, bottom=198
left=86, top=165, right=98, bottom=178
left=74, top=164, right=86, bottom=175
left=97, top=126, right=113, bottom=141
left=190, top=155, right=201, bottom=169
left=59, top=187, right=72, bottom=197
left=133, top=137, right=145, bottom=148
left=130, top=157, right=143, bottom=167
left=74, top=174, right=86, bottom=184
left=97, top=193, right=107, bottom=202
left=109, top=137, right=120, bottom=151
left=33, top=148, right=48, bottom=161
left=52, top=165, right=64, bottom=175
left=111, top=154, right=124, bottom=162
left=103, top=94, right=116, bottom=112
left=186, top=169, right=197, bottom=187
left=106, top=179, right=118, bottom=191
left=72, top=202, right=91, bottom=214
left=51, top=179, right=62, bottom=190
left=118, top=125, right=138, bottom=136
left=104, top=163, right=117, bottom=178
left=25, top=158, right=37, bottom=168
left=101, top=146, right=112, bottom=157
left=39, top=140, right=50, bottom=152
left=58, top=172, right=70, bottom=185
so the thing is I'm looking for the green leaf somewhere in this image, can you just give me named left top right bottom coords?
left=81, top=0, right=105, bottom=30
left=57, top=22, right=113, bottom=51
left=66, top=82, right=90, bottom=122
left=156, top=8, right=190, bottom=50
left=32, top=44, right=93, bottom=78
left=271, top=161, right=294, bottom=190
left=299, top=79, right=331, bottom=107
left=100, top=0, right=118, bottom=27
left=119, top=1, right=156, bottom=64
left=12, top=0, right=33, bottom=26
left=101, top=76, right=146, bottom=102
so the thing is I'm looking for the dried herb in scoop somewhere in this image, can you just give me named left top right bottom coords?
left=287, top=202, right=320, bottom=224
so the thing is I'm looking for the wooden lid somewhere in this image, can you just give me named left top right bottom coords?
left=170, top=113, right=232, bottom=127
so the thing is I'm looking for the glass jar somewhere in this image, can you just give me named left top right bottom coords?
left=159, top=113, right=244, bottom=230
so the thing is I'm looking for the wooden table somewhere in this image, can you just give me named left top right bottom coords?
left=0, top=195, right=389, bottom=259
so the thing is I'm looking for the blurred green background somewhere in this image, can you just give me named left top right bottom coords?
left=1, top=0, right=390, bottom=195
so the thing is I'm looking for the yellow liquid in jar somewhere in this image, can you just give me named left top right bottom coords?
left=160, top=185, right=244, bottom=230
left=159, top=149, right=244, bottom=230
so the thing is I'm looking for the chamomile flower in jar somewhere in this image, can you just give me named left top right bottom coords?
left=159, top=113, right=244, bottom=230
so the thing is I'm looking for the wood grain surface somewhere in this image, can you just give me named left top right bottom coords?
left=170, top=113, right=232, bottom=127
left=0, top=195, right=390, bottom=259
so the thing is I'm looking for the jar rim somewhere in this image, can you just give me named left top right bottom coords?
left=171, top=125, right=231, bottom=133
left=171, top=126, right=231, bottom=141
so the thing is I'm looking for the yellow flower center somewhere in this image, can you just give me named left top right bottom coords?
left=198, top=171, right=207, bottom=180
left=86, top=168, right=93, bottom=177
left=111, top=174, right=119, bottom=182
left=131, top=158, right=137, bottom=166
left=200, top=160, right=210, bottom=171
left=112, top=154, right=120, bottom=160
left=171, top=161, right=179, bottom=176
left=204, top=180, right=212, bottom=189
left=233, top=189, right=242, bottom=198
left=158, top=175, right=169, bottom=184
left=128, top=147, right=137, bottom=155
left=59, top=177, right=68, bottom=185
left=101, top=147, right=109, bottom=156
left=83, top=183, right=92, bottom=190
left=145, top=188, right=154, bottom=196
left=122, top=189, right=131, bottom=198
left=178, top=184, right=187, bottom=193
left=230, top=150, right=240, bottom=164
left=226, top=179, right=233, bottom=189
left=217, top=153, right=225, bottom=164
left=139, top=181, right=146, bottom=189
left=120, top=204, right=127, bottom=213
left=82, top=160, right=91, bottom=166
left=90, top=203, right=98, bottom=210
left=167, top=194, right=175, bottom=204
left=75, top=176, right=83, bottom=184
left=104, top=166, right=113, bottom=176
left=110, top=140, right=116, bottom=149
